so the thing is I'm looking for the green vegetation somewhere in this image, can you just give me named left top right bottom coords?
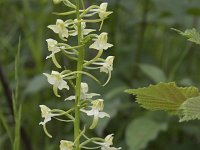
left=1, top=0, right=200, bottom=150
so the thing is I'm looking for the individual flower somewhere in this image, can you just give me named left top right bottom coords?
left=70, top=21, right=95, bottom=36
left=98, top=3, right=113, bottom=21
left=39, top=105, right=60, bottom=138
left=43, top=71, right=69, bottom=97
left=96, top=134, right=121, bottom=150
left=81, top=99, right=110, bottom=129
left=90, top=3, right=112, bottom=30
left=100, top=56, right=114, bottom=74
left=46, top=39, right=62, bottom=68
left=100, top=56, right=114, bottom=85
left=48, top=19, right=69, bottom=40
left=89, top=32, right=113, bottom=50
left=93, top=56, right=114, bottom=86
left=39, top=105, right=56, bottom=126
left=65, top=82, right=100, bottom=101
left=60, top=140, right=74, bottom=150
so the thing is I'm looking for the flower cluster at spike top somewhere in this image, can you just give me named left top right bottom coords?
left=39, top=0, right=121, bottom=150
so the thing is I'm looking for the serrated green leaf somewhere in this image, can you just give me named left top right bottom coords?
left=126, top=117, right=167, bottom=150
left=125, top=82, right=199, bottom=114
left=179, top=96, right=200, bottom=122
left=172, top=28, right=200, bottom=45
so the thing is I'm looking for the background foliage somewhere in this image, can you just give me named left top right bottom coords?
left=1, top=0, right=200, bottom=149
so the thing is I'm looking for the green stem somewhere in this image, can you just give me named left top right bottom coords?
left=168, top=43, right=192, bottom=81
left=83, top=49, right=103, bottom=66
left=80, top=137, right=104, bottom=147
left=62, top=71, right=101, bottom=84
left=80, top=19, right=102, bottom=23
left=74, top=0, right=84, bottom=149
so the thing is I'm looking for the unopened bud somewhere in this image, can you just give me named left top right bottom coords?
left=53, top=0, right=62, bottom=4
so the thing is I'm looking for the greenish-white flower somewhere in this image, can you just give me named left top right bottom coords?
left=43, top=71, right=69, bottom=97
left=46, top=39, right=60, bottom=58
left=39, top=105, right=60, bottom=138
left=90, top=32, right=113, bottom=50
left=65, top=82, right=100, bottom=101
left=91, top=3, right=112, bottom=30
left=96, top=134, right=121, bottom=150
left=46, top=39, right=62, bottom=68
left=100, top=56, right=114, bottom=74
left=98, top=3, right=113, bottom=20
left=39, top=105, right=56, bottom=125
left=93, top=56, right=114, bottom=85
left=60, top=140, right=74, bottom=150
left=81, top=99, right=110, bottom=129
left=70, top=21, right=95, bottom=36
left=48, top=19, right=69, bottom=40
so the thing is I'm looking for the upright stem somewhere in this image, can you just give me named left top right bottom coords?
left=133, top=0, right=149, bottom=78
left=74, top=0, right=84, bottom=149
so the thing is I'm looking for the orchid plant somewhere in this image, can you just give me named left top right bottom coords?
left=40, top=0, right=120, bottom=150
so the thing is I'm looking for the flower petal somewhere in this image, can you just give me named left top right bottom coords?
left=98, top=112, right=110, bottom=118
left=58, top=79, right=69, bottom=90
left=90, top=113, right=99, bottom=129
left=52, top=55, right=61, bottom=68
left=53, top=84, right=60, bottom=97
left=48, top=25, right=59, bottom=33
left=65, top=96, right=76, bottom=101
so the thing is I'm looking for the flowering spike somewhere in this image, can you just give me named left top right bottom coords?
left=42, top=0, right=118, bottom=149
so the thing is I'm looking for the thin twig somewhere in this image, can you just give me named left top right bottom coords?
left=133, top=0, right=150, bottom=78
left=0, top=64, right=32, bottom=150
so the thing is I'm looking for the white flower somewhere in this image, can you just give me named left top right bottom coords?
left=70, top=22, right=95, bottom=36
left=96, top=134, right=121, bottom=150
left=46, top=39, right=62, bottom=68
left=46, top=39, right=60, bottom=58
left=43, top=71, right=69, bottom=97
left=90, top=3, right=112, bottom=30
left=65, top=82, right=100, bottom=101
left=89, top=32, right=113, bottom=50
left=48, top=19, right=69, bottom=40
left=81, top=99, right=110, bottom=129
left=39, top=105, right=56, bottom=125
left=93, top=56, right=114, bottom=86
left=39, top=105, right=60, bottom=138
left=98, top=3, right=113, bottom=20
left=60, top=140, right=74, bottom=150
left=100, top=56, right=114, bottom=74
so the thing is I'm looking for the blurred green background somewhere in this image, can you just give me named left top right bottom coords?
left=1, top=0, right=200, bottom=150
